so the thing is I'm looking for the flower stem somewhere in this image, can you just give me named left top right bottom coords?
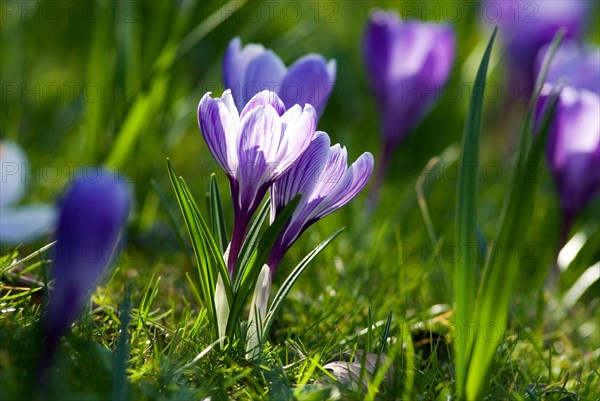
left=367, top=141, right=394, bottom=209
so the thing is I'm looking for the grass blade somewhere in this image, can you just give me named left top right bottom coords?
left=454, top=27, right=497, bottom=399
left=166, top=159, right=231, bottom=341
left=466, top=88, right=561, bottom=399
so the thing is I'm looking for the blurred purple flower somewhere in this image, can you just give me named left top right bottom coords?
left=536, top=84, right=600, bottom=229
left=0, top=140, right=56, bottom=243
left=363, top=10, right=455, bottom=148
left=536, top=41, right=600, bottom=94
left=43, top=171, right=130, bottom=351
left=481, top=0, right=589, bottom=90
left=223, top=37, right=336, bottom=117
left=198, top=90, right=317, bottom=276
left=268, top=132, right=374, bottom=272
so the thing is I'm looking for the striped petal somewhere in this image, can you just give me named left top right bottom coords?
left=198, top=90, right=240, bottom=176
left=237, top=105, right=282, bottom=209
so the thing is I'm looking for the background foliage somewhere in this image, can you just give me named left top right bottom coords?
left=1, top=1, right=598, bottom=399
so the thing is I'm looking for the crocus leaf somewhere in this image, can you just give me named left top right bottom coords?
left=262, top=227, right=344, bottom=340
left=465, top=30, right=565, bottom=400
left=208, top=174, right=229, bottom=254
left=167, top=158, right=232, bottom=341
left=226, top=196, right=300, bottom=339
left=235, top=199, right=271, bottom=291
left=453, top=26, right=497, bottom=399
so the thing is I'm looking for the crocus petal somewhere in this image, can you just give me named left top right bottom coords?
left=271, top=131, right=330, bottom=222
left=0, top=140, right=27, bottom=208
left=481, top=0, right=588, bottom=88
left=241, top=90, right=286, bottom=118
left=0, top=204, right=56, bottom=243
left=222, top=37, right=336, bottom=117
left=223, top=37, right=267, bottom=110
left=363, top=9, right=399, bottom=99
left=198, top=90, right=240, bottom=176
left=273, top=104, right=317, bottom=175
left=237, top=105, right=282, bottom=209
left=363, top=10, right=455, bottom=146
left=537, top=41, right=600, bottom=94
left=243, top=51, right=286, bottom=106
left=43, top=171, right=130, bottom=344
left=537, top=84, right=600, bottom=216
left=279, top=55, right=337, bottom=116
left=313, top=152, right=375, bottom=220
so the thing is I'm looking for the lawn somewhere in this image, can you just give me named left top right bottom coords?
left=1, top=1, right=598, bottom=400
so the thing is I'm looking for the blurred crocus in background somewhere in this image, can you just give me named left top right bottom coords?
left=536, top=41, right=600, bottom=95
left=363, top=10, right=455, bottom=201
left=41, top=170, right=130, bottom=371
left=198, top=90, right=316, bottom=276
left=223, top=37, right=336, bottom=117
left=535, top=84, right=600, bottom=246
left=481, top=0, right=589, bottom=93
left=0, top=140, right=56, bottom=243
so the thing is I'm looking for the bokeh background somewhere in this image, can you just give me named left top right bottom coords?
left=1, top=1, right=599, bottom=398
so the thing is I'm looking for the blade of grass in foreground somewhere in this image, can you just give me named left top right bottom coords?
left=167, top=159, right=231, bottom=341
left=454, top=27, right=497, bottom=400
left=465, top=30, right=565, bottom=400
left=466, top=88, right=561, bottom=400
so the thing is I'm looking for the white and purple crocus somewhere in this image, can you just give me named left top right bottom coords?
left=198, top=90, right=317, bottom=276
left=198, top=89, right=373, bottom=278
left=363, top=10, right=455, bottom=196
left=223, top=37, right=336, bottom=117
left=42, top=171, right=130, bottom=365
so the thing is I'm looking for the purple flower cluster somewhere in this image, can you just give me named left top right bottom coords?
left=198, top=40, right=373, bottom=278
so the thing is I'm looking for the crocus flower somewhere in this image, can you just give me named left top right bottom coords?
left=223, top=37, right=336, bottom=117
left=536, top=84, right=600, bottom=236
left=481, top=0, right=589, bottom=91
left=268, top=131, right=374, bottom=272
left=198, top=90, right=317, bottom=276
left=42, top=170, right=130, bottom=359
left=0, top=140, right=56, bottom=243
left=363, top=10, right=455, bottom=149
left=536, top=41, right=600, bottom=94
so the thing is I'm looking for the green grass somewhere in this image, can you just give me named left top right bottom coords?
left=1, top=1, right=599, bottom=400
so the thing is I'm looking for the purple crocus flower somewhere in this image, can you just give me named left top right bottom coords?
left=481, top=0, right=589, bottom=92
left=198, top=90, right=317, bottom=276
left=223, top=37, right=336, bottom=117
left=267, top=131, right=374, bottom=272
left=363, top=10, right=455, bottom=149
left=536, top=84, right=600, bottom=237
left=536, top=41, right=600, bottom=95
left=42, top=170, right=130, bottom=364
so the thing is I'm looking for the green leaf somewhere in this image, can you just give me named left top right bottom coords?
left=466, top=87, right=561, bottom=400
left=208, top=174, right=229, bottom=254
left=454, top=26, right=497, bottom=399
left=262, top=228, right=345, bottom=340
left=226, top=196, right=301, bottom=339
left=465, top=30, right=565, bottom=400
left=166, top=158, right=231, bottom=341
